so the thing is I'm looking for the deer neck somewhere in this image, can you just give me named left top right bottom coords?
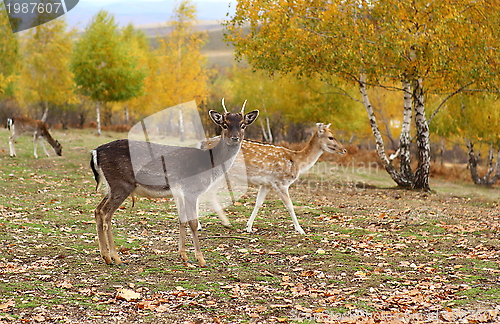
left=39, top=125, right=58, bottom=148
left=210, top=137, right=242, bottom=168
left=293, top=132, right=324, bottom=174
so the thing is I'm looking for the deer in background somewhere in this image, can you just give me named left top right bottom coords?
left=202, top=123, right=346, bottom=234
left=7, top=117, right=62, bottom=158
left=90, top=100, right=258, bottom=267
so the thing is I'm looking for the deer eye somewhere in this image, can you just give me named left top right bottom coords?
left=328, top=137, right=334, bottom=140
left=241, top=124, right=247, bottom=129
left=222, top=124, right=228, bottom=129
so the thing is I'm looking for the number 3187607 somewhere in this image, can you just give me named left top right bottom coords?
left=6, top=2, right=63, bottom=14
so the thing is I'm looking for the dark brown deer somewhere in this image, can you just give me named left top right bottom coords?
left=90, top=101, right=258, bottom=267
left=7, top=117, right=62, bottom=158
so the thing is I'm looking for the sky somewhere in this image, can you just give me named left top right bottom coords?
left=64, top=0, right=235, bottom=28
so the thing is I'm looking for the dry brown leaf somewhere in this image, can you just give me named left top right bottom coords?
left=0, top=300, right=15, bottom=311
left=55, top=280, right=73, bottom=289
left=116, top=288, right=141, bottom=301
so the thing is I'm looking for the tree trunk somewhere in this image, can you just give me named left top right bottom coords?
left=359, top=73, right=412, bottom=188
left=179, top=106, right=185, bottom=142
left=124, top=106, right=129, bottom=125
left=96, top=101, right=102, bottom=136
left=41, top=101, right=49, bottom=122
left=400, top=79, right=414, bottom=182
left=260, top=118, right=273, bottom=143
left=412, top=78, right=431, bottom=191
left=467, top=140, right=500, bottom=186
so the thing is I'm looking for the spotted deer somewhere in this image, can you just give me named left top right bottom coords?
left=7, top=117, right=62, bottom=158
left=90, top=101, right=258, bottom=267
left=202, top=123, right=346, bottom=234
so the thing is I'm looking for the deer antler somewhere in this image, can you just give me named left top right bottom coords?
left=222, top=98, right=228, bottom=114
left=240, top=100, right=247, bottom=114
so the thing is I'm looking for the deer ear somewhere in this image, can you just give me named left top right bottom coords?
left=244, top=110, right=259, bottom=126
left=317, top=123, right=325, bottom=134
left=209, top=110, right=224, bottom=126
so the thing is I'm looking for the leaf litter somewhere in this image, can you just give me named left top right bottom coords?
left=1, top=139, right=500, bottom=322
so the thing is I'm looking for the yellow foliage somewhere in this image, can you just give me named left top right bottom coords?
left=16, top=19, right=76, bottom=108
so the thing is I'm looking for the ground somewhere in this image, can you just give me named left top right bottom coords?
left=0, top=128, right=499, bottom=323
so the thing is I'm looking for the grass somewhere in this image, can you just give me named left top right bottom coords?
left=0, top=127, right=500, bottom=323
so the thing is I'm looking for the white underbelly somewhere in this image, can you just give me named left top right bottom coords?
left=133, top=184, right=172, bottom=198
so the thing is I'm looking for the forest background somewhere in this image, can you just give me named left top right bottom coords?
left=0, top=0, right=499, bottom=189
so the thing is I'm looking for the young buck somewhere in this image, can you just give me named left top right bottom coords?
left=90, top=101, right=258, bottom=267
left=7, top=117, right=62, bottom=158
left=203, top=123, right=346, bottom=234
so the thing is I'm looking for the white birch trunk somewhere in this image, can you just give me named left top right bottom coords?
left=400, top=79, right=414, bottom=182
left=412, top=78, right=430, bottom=190
left=467, top=140, right=500, bottom=186
left=41, top=101, right=49, bottom=123
left=96, top=101, right=102, bottom=136
left=359, top=74, right=412, bottom=188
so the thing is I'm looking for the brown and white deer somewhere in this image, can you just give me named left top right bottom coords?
left=90, top=101, right=258, bottom=267
left=7, top=117, right=63, bottom=158
left=202, top=123, right=346, bottom=234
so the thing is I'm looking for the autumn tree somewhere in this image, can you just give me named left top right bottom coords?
left=431, top=93, right=500, bottom=185
left=0, top=3, right=19, bottom=97
left=109, top=24, right=156, bottom=124
left=226, top=0, right=500, bottom=190
left=156, top=0, right=208, bottom=141
left=16, top=18, right=75, bottom=121
left=222, top=66, right=368, bottom=143
left=71, top=10, right=146, bottom=135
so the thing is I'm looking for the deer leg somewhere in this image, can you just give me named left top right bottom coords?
left=175, top=195, right=190, bottom=264
left=207, top=187, right=231, bottom=227
left=184, top=196, right=206, bottom=267
left=245, top=186, right=271, bottom=233
left=38, top=138, right=50, bottom=157
left=103, top=194, right=128, bottom=265
left=33, top=133, right=39, bottom=158
left=275, top=185, right=305, bottom=235
left=8, top=135, right=17, bottom=157
left=95, top=196, right=113, bottom=264
left=179, top=222, right=189, bottom=264
left=188, top=218, right=206, bottom=267
left=95, top=193, right=127, bottom=265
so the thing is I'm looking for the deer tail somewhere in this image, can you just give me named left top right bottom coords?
left=90, top=150, right=103, bottom=192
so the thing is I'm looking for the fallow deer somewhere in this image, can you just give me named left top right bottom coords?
left=202, top=123, right=346, bottom=234
left=90, top=100, right=258, bottom=267
left=7, top=117, right=62, bottom=158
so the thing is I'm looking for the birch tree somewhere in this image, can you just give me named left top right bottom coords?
left=156, top=0, right=208, bottom=141
left=226, top=0, right=500, bottom=190
left=16, top=19, right=75, bottom=121
left=0, top=3, right=19, bottom=96
left=71, top=11, right=146, bottom=135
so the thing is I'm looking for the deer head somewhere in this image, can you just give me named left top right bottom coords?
left=209, top=99, right=259, bottom=146
left=54, top=140, right=63, bottom=156
left=316, top=123, right=346, bottom=154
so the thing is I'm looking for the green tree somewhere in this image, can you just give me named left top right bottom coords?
left=226, top=0, right=500, bottom=190
left=16, top=18, right=75, bottom=121
left=71, top=10, right=146, bottom=135
left=110, top=24, right=156, bottom=124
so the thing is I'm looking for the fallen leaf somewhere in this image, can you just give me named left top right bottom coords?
left=116, top=288, right=141, bottom=301
left=0, top=300, right=15, bottom=310
left=55, top=280, right=73, bottom=289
